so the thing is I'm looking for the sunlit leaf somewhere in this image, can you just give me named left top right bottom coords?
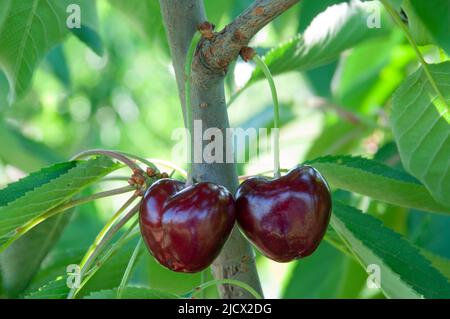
left=0, top=124, right=74, bottom=297
left=0, top=156, right=119, bottom=247
left=401, top=0, right=434, bottom=47
left=24, top=276, right=69, bottom=299
left=332, top=200, right=450, bottom=298
left=0, top=0, right=100, bottom=102
left=243, top=1, right=390, bottom=90
left=391, top=62, right=450, bottom=207
left=408, top=0, right=450, bottom=54
left=334, top=32, right=409, bottom=110
left=421, top=250, right=450, bottom=282
left=305, top=155, right=450, bottom=214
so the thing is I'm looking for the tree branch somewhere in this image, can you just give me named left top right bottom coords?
left=159, top=0, right=299, bottom=299
left=199, top=0, right=300, bottom=72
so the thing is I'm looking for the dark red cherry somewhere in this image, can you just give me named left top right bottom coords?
left=235, top=166, right=331, bottom=262
left=139, top=178, right=236, bottom=273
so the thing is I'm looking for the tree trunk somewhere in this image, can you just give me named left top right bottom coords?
left=159, top=0, right=262, bottom=299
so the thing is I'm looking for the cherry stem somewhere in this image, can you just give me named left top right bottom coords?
left=0, top=185, right=135, bottom=253
left=200, top=270, right=207, bottom=299
left=102, top=159, right=187, bottom=180
left=145, top=158, right=188, bottom=179
left=67, top=197, right=140, bottom=299
left=380, top=0, right=448, bottom=111
left=189, top=279, right=263, bottom=299
left=117, top=151, right=159, bottom=172
left=239, top=168, right=289, bottom=182
left=70, top=219, right=140, bottom=299
left=117, top=238, right=143, bottom=299
left=72, top=149, right=141, bottom=172
left=101, top=176, right=130, bottom=182
left=79, top=196, right=138, bottom=269
left=226, top=89, right=241, bottom=108
left=184, top=31, right=202, bottom=183
left=252, top=54, right=281, bottom=178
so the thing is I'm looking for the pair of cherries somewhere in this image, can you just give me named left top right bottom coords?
left=139, top=166, right=332, bottom=273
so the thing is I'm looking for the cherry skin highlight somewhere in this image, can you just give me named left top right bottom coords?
left=139, top=178, right=236, bottom=273
left=235, top=166, right=332, bottom=262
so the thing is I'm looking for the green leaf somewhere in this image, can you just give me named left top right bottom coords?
left=135, top=252, right=205, bottom=295
left=331, top=200, right=450, bottom=298
left=24, top=276, right=69, bottom=299
left=244, top=1, right=390, bottom=89
left=68, top=1, right=103, bottom=56
left=283, top=242, right=348, bottom=298
left=335, top=257, right=369, bottom=298
left=24, top=241, right=179, bottom=299
left=0, top=1, right=10, bottom=31
left=408, top=0, right=450, bottom=54
left=375, top=141, right=450, bottom=280
left=401, top=0, right=434, bottom=47
left=305, top=121, right=368, bottom=160
left=387, top=0, right=403, bottom=10
left=79, top=238, right=141, bottom=298
left=325, top=226, right=353, bottom=257
left=298, top=0, right=349, bottom=32
left=24, top=231, right=143, bottom=299
left=0, top=0, right=101, bottom=102
left=0, top=72, right=8, bottom=109
left=0, top=122, right=62, bottom=171
left=373, top=141, right=403, bottom=169
left=45, top=45, right=71, bottom=88
left=0, top=122, right=73, bottom=297
left=335, top=31, right=408, bottom=110
left=421, top=250, right=450, bottom=282
left=408, top=208, right=450, bottom=258
left=305, top=155, right=450, bottom=214
left=304, top=62, right=338, bottom=98
left=0, top=156, right=119, bottom=247
left=0, top=212, right=72, bottom=297
left=83, top=286, right=180, bottom=299
left=391, top=62, right=450, bottom=207
left=108, top=0, right=165, bottom=46
left=0, top=162, right=76, bottom=206
left=32, top=202, right=107, bottom=270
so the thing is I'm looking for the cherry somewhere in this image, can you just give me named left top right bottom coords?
left=139, top=178, right=236, bottom=273
left=235, top=166, right=331, bottom=262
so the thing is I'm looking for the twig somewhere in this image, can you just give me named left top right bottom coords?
left=147, top=158, right=188, bottom=178
left=199, top=0, right=300, bottom=72
left=117, top=151, right=160, bottom=172
left=252, top=54, right=281, bottom=178
left=71, top=149, right=141, bottom=172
